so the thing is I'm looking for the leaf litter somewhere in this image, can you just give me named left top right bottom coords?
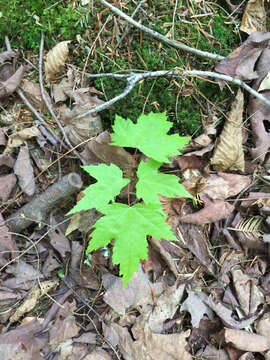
left=1, top=1, right=270, bottom=359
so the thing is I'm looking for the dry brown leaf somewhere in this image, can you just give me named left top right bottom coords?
left=0, top=65, right=25, bottom=98
left=200, top=173, right=251, bottom=200
left=4, top=126, right=40, bottom=154
left=240, top=0, right=266, bottom=34
left=0, top=173, right=17, bottom=202
left=49, top=300, right=80, bottom=344
left=258, top=71, right=270, bottom=92
left=215, top=32, right=270, bottom=80
left=14, top=145, right=36, bottom=196
left=20, top=80, right=53, bottom=111
left=224, top=328, right=270, bottom=352
left=109, top=322, right=192, bottom=360
left=9, top=279, right=59, bottom=324
left=45, top=40, right=71, bottom=82
left=180, top=199, right=234, bottom=225
left=211, top=89, right=244, bottom=171
left=0, top=50, right=17, bottom=64
left=206, top=296, right=259, bottom=329
left=84, top=349, right=112, bottom=360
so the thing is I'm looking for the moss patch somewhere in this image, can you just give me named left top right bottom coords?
left=0, top=0, right=240, bottom=136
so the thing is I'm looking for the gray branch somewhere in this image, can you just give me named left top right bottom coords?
left=6, top=173, right=83, bottom=232
left=75, top=69, right=270, bottom=121
left=97, top=0, right=224, bottom=61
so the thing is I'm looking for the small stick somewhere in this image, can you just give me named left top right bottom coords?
left=75, top=69, right=270, bottom=120
left=39, top=34, right=85, bottom=163
left=97, top=0, right=224, bottom=61
left=6, top=172, right=82, bottom=232
left=115, top=0, right=146, bottom=49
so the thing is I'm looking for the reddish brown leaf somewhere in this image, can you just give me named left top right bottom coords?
left=180, top=199, right=234, bottom=225
left=215, top=32, right=270, bottom=80
left=0, top=65, right=24, bottom=98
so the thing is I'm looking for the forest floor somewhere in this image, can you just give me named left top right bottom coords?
left=0, top=1, right=270, bottom=359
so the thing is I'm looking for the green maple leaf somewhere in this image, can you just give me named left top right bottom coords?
left=136, top=159, right=193, bottom=204
left=87, top=203, right=177, bottom=286
left=67, top=164, right=130, bottom=215
left=110, top=112, right=190, bottom=163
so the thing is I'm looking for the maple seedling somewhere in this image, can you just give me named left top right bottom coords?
left=68, top=112, right=193, bottom=286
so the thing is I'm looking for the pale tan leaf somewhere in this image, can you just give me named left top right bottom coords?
left=211, top=89, right=244, bottom=171
left=224, top=328, right=270, bottom=352
left=258, top=71, right=270, bottom=92
left=4, top=126, right=40, bottom=154
left=45, top=41, right=71, bottom=82
left=9, top=279, right=59, bottom=324
left=240, top=0, right=266, bottom=35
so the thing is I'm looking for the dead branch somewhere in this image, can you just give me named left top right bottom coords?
left=6, top=172, right=82, bottom=232
left=74, top=69, right=270, bottom=121
left=97, top=0, right=224, bottom=61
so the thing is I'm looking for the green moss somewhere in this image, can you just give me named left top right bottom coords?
left=0, top=0, right=239, bottom=137
left=0, top=0, right=91, bottom=50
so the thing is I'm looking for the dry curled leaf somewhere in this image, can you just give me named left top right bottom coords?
left=211, top=89, right=244, bottom=171
left=180, top=198, right=234, bottom=225
left=9, top=279, right=59, bottom=324
left=0, top=65, right=24, bottom=99
left=240, top=0, right=266, bottom=34
left=45, top=41, right=71, bottom=82
left=4, top=126, right=40, bottom=154
left=215, top=32, right=270, bottom=80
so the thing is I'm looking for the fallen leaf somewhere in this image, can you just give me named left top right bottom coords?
left=255, top=312, right=270, bottom=337
left=0, top=153, right=15, bottom=167
left=14, top=145, right=36, bottom=196
left=4, top=126, right=40, bottom=154
left=20, top=80, right=53, bottom=111
left=108, top=322, right=192, bottom=360
left=258, top=71, right=270, bottom=92
left=0, top=319, right=45, bottom=360
left=0, top=173, right=17, bottom=201
left=206, top=296, right=259, bottom=329
left=148, top=283, right=185, bottom=332
left=83, top=349, right=112, bottom=360
left=240, top=0, right=266, bottom=34
left=0, top=213, right=18, bottom=265
left=200, top=173, right=251, bottom=200
left=6, top=260, right=44, bottom=284
left=202, top=344, right=230, bottom=360
left=215, top=32, right=270, bottom=80
left=102, top=266, right=163, bottom=315
left=177, top=222, right=214, bottom=270
left=211, top=89, right=244, bottom=171
left=224, top=328, right=270, bottom=352
left=49, top=300, right=80, bottom=344
left=45, top=40, right=71, bottom=82
left=249, top=92, right=270, bottom=162
left=180, top=289, right=214, bottom=327
left=0, top=65, right=24, bottom=98
left=9, top=279, right=59, bottom=324
left=180, top=199, right=234, bottom=225
left=0, top=50, right=17, bottom=64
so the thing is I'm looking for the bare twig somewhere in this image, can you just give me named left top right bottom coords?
left=115, top=0, right=146, bottom=49
left=39, top=34, right=85, bottom=163
left=6, top=172, right=82, bottom=232
left=75, top=69, right=270, bottom=120
left=97, top=0, right=224, bottom=61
